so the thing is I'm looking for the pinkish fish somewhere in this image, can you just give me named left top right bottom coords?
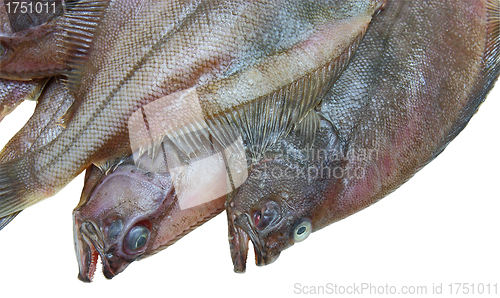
left=227, top=0, right=500, bottom=271
left=0, top=0, right=384, bottom=223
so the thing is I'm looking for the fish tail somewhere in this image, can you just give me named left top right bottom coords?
left=0, top=211, right=20, bottom=230
left=0, top=157, right=48, bottom=218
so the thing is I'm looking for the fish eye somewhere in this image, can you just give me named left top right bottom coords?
left=124, top=224, right=149, bottom=253
left=106, top=219, right=123, bottom=240
left=252, top=201, right=280, bottom=230
left=292, top=219, right=312, bottom=243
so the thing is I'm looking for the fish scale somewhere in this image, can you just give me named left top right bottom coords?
left=0, top=0, right=384, bottom=218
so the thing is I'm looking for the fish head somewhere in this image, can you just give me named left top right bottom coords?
left=227, top=121, right=344, bottom=272
left=73, top=163, right=175, bottom=282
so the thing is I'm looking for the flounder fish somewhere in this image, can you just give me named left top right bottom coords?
left=0, top=0, right=385, bottom=223
left=0, top=0, right=497, bottom=286
left=227, top=0, right=500, bottom=271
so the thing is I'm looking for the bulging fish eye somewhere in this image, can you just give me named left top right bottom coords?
left=292, top=219, right=312, bottom=243
left=106, top=219, right=123, bottom=240
left=253, top=201, right=280, bottom=230
left=124, top=224, right=149, bottom=253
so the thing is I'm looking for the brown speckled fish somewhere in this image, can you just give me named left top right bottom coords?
left=0, top=0, right=385, bottom=221
left=227, top=0, right=500, bottom=272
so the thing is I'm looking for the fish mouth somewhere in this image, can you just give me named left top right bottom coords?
left=229, top=211, right=280, bottom=272
left=74, top=220, right=133, bottom=282
left=74, top=220, right=102, bottom=282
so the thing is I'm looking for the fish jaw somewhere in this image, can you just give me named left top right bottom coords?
left=74, top=218, right=136, bottom=281
left=227, top=210, right=250, bottom=273
left=74, top=219, right=103, bottom=282
left=230, top=211, right=282, bottom=271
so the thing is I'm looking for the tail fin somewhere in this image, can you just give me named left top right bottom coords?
left=0, top=211, right=20, bottom=230
left=0, top=158, right=43, bottom=218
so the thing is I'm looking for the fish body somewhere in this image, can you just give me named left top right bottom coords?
left=0, top=0, right=384, bottom=218
left=227, top=0, right=500, bottom=271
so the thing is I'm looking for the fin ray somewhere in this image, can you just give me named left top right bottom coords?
left=58, top=0, right=110, bottom=93
left=0, top=211, right=20, bottom=230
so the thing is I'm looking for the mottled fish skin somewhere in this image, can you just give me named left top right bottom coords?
left=0, top=0, right=384, bottom=218
left=0, top=78, right=74, bottom=229
left=228, top=120, right=343, bottom=272
left=0, top=2, right=68, bottom=79
left=73, top=157, right=225, bottom=282
left=227, top=0, right=500, bottom=271
left=0, top=78, right=47, bottom=123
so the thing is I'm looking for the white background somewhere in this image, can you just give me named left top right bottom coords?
left=0, top=82, right=498, bottom=297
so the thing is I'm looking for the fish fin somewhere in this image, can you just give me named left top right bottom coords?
left=485, top=0, right=500, bottom=74
left=294, top=110, right=321, bottom=146
left=95, top=157, right=127, bottom=175
left=433, top=0, right=500, bottom=158
left=0, top=211, right=20, bottom=231
left=165, top=122, right=216, bottom=163
left=204, top=31, right=364, bottom=160
left=57, top=0, right=110, bottom=93
left=0, top=159, right=33, bottom=218
left=26, top=78, right=50, bottom=102
left=57, top=97, right=78, bottom=128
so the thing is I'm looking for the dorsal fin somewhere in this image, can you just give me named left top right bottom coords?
left=127, top=24, right=366, bottom=164
left=204, top=31, right=364, bottom=161
left=57, top=0, right=110, bottom=93
left=485, top=0, right=500, bottom=71
left=294, top=109, right=321, bottom=145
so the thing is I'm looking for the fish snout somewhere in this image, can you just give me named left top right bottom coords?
left=75, top=220, right=104, bottom=282
left=78, top=220, right=135, bottom=279
left=232, top=213, right=281, bottom=269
